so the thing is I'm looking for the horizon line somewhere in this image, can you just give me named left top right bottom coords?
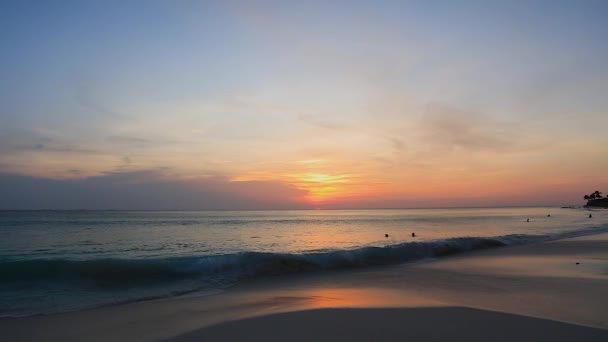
left=0, top=205, right=585, bottom=212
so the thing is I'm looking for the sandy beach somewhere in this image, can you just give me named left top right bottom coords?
left=2, top=232, right=607, bottom=341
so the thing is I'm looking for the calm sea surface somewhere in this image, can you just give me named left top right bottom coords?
left=1, top=208, right=606, bottom=317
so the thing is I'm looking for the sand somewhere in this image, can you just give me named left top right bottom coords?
left=2, top=233, right=607, bottom=341
left=169, top=307, right=608, bottom=342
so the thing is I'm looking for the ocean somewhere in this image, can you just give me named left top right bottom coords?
left=1, top=207, right=606, bottom=317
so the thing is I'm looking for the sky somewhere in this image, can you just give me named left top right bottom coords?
left=1, top=0, right=607, bottom=210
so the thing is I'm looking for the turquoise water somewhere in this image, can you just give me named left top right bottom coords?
left=1, top=207, right=606, bottom=317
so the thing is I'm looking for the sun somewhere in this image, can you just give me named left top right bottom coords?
left=288, top=172, right=355, bottom=203
left=231, top=160, right=377, bottom=206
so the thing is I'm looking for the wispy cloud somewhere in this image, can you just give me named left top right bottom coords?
left=0, top=129, right=101, bottom=155
left=298, top=114, right=348, bottom=131
left=73, top=82, right=127, bottom=119
left=418, top=104, right=527, bottom=153
left=386, top=137, right=406, bottom=153
left=105, top=135, right=151, bottom=145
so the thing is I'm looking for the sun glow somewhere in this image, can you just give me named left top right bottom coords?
left=232, top=158, right=377, bottom=205
left=287, top=172, right=358, bottom=203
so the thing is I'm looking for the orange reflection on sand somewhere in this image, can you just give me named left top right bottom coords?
left=300, top=287, right=441, bottom=309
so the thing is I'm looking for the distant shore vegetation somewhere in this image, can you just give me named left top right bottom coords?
left=584, top=191, right=608, bottom=208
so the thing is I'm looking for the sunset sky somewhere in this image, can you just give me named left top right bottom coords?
left=1, top=0, right=607, bottom=209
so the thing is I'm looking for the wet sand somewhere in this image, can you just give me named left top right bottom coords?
left=2, top=233, right=607, bottom=341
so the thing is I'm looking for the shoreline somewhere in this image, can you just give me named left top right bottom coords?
left=1, top=232, right=607, bottom=341
left=3, top=224, right=608, bottom=320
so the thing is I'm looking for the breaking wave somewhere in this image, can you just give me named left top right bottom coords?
left=4, top=226, right=608, bottom=287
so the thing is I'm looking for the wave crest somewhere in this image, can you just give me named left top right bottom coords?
left=4, top=226, right=607, bottom=287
